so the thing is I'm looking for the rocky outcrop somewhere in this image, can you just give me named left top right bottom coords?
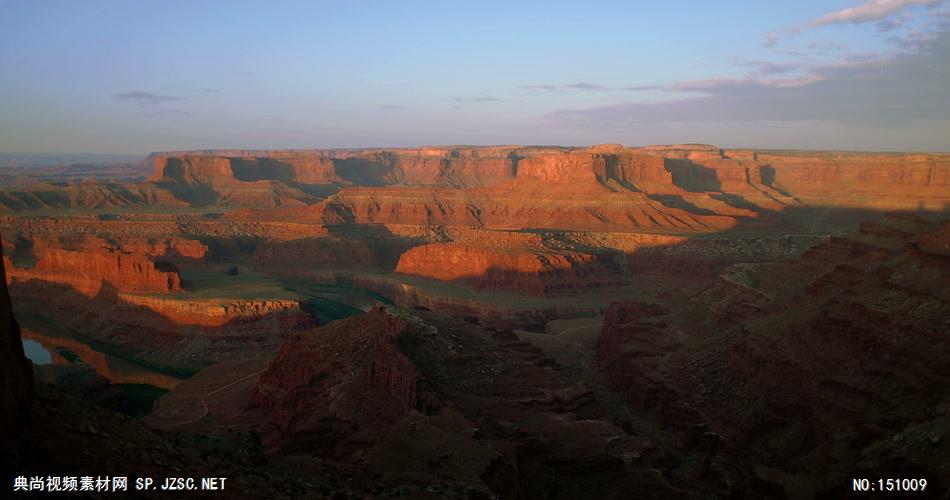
left=194, top=307, right=686, bottom=497
left=395, top=242, right=624, bottom=295
left=148, top=152, right=339, bottom=185
left=598, top=153, right=678, bottom=193
left=516, top=152, right=602, bottom=183
left=747, top=150, right=949, bottom=209
left=597, top=213, right=950, bottom=497
left=0, top=237, right=32, bottom=445
left=116, top=237, right=208, bottom=260
left=144, top=153, right=333, bottom=207
left=251, top=307, right=432, bottom=457
left=150, top=155, right=233, bottom=184
left=314, top=187, right=739, bottom=232
left=116, top=294, right=308, bottom=328
left=384, top=154, right=517, bottom=187
left=3, top=235, right=183, bottom=296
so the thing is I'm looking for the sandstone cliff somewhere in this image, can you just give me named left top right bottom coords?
left=6, top=145, right=947, bottom=218
left=148, top=152, right=339, bottom=185
left=395, top=241, right=624, bottom=295
left=116, top=294, right=309, bottom=328
left=145, top=145, right=950, bottom=214
left=3, top=235, right=184, bottom=296
left=312, top=187, right=740, bottom=232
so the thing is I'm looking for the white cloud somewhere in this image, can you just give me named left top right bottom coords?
left=671, top=75, right=826, bottom=94
left=452, top=95, right=501, bottom=102
left=548, top=28, right=950, bottom=142
left=521, top=83, right=660, bottom=94
left=112, top=91, right=183, bottom=106
left=812, top=0, right=942, bottom=26
left=765, top=0, right=945, bottom=46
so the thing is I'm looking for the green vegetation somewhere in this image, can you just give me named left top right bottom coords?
left=82, top=340, right=199, bottom=379
left=54, top=347, right=80, bottom=363
left=119, top=384, right=169, bottom=417
left=279, top=280, right=392, bottom=323
left=306, top=297, right=364, bottom=322
left=176, top=267, right=301, bottom=300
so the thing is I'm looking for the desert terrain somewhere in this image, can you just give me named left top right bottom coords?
left=1, top=144, right=949, bottom=498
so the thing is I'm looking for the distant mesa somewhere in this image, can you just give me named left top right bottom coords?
left=1, top=144, right=946, bottom=217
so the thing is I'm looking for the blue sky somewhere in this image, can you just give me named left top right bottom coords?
left=1, top=0, right=948, bottom=153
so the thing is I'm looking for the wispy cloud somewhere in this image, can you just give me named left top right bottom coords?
left=765, top=0, right=945, bottom=46
left=565, top=82, right=607, bottom=90
left=523, top=84, right=557, bottom=92
left=812, top=0, right=941, bottom=26
left=549, top=29, right=950, bottom=128
left=884, top=5, right=950, bottom=46
left=733, top=59, right=805, bottom=75
left=813, top=41, right=847, bottom=51
left=145, top=109, right=193, bottom=117
left=522, top=82, right=660, bottom=93
left=452, top=95, right=500, bottom=102
left=671, top=75, right=827, bottom=94
left=380, top=104, right=407, bottom=110
left=112, top=91, right=183, bottom=106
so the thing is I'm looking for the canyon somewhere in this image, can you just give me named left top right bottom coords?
left=597, top=213, right=950, bottom=496
left=1, top=144, right=948, bottom=498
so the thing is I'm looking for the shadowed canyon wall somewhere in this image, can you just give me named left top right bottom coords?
left=596, top=213, right=950, bottom=496
left=0, top=237, right=32, bottom=444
